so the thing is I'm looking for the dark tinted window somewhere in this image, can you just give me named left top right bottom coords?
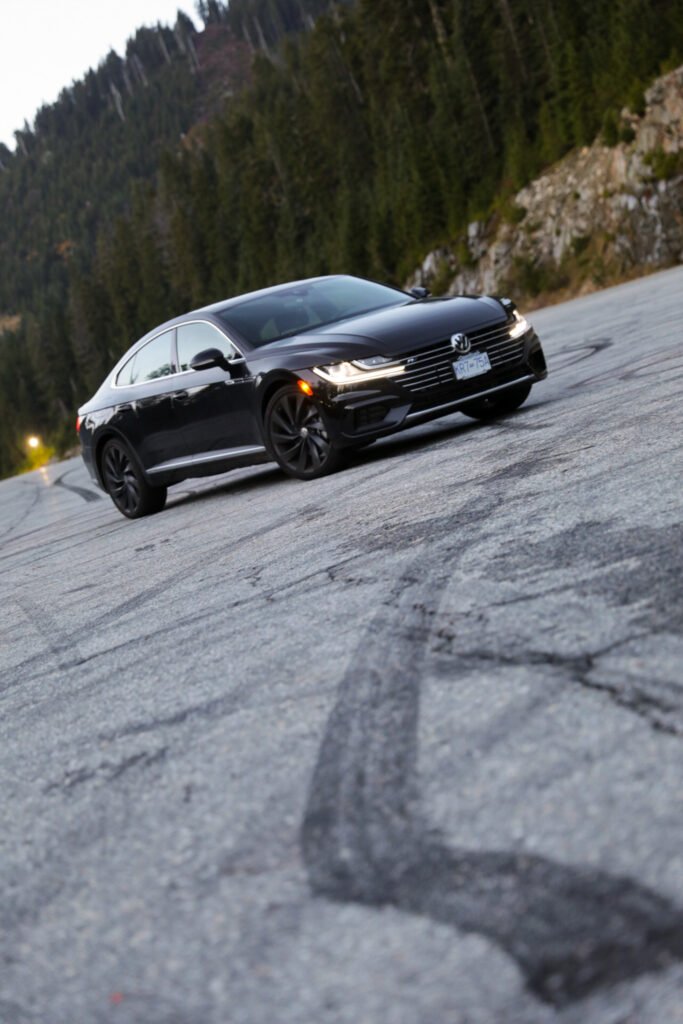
left=117, top=331, right=175, bottom=386
left=177, top=322, right=237, bottom=372
left=130, top=332, right=175, bottom=383
left=115, top=353, right=136, bottom=387
left=216, top=277, right=408, bottom=347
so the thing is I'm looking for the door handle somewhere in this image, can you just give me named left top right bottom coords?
left=173, top=390, right=191, bottom=403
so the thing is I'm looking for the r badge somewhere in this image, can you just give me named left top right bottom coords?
left=451, top=332, right=471, bottom=354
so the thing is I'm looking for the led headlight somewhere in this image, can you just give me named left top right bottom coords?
left=312, top=356, right=404, bottom=384
left=509, top=309, right=530, bottom=339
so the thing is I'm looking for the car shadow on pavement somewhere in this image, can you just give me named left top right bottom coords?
left=165, top=400, right=554, bottom=509
left=165, top=465, right=282, bottom=509
left=347, top=400, right=553, bottom=469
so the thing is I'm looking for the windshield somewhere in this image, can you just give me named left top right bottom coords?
left=216, top=276, right=409, bottom=347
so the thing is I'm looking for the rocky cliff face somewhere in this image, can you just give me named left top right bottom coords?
left=407, top=66, right=683, bottom=304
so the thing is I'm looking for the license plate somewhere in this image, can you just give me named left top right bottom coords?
left=453, top=351, right=491, bottom=381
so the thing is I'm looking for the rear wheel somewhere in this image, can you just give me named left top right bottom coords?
left=101, top=438, right=167, bottom=518
left=461, top=381, right=532, bottom=421
left=265, top=385, right=343, bottom=480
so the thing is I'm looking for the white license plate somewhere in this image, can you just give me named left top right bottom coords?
left=453, top=351, right=491, bottom=381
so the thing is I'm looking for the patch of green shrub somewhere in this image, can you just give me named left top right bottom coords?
left=643, top=149, right=683, bottom=180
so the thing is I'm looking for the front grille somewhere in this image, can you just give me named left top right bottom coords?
left=399, top=319, right=525, bottom=395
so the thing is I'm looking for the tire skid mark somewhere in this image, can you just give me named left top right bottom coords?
left=11, top=593, right=87, bottom=670
left=0, top=490, right=293, bottom=575
left=98, top=691, right=245, bottom=743
left=5, top=549, right=366, bottom=703
left=547, top=337, right=612, bottom=374
left=301, top=558, right=683, bottom=1008
left=428, top=638, right=682, bottom=738
left=2, top=510, right=303, bottom=694
left=43, top=746, right=168, bottom=795
left=0, top=573, right=193, bottom=692
left=97, top=681, right=337, bottom=747
left=0, top=512, right=124, bottom=569
left=564, top=337, right=683, bottom=390
left=4, top=608, right=220, bottom=703
left=51, top=470, right=101, bottom=503
left=0, top=479, right=43, bottom=544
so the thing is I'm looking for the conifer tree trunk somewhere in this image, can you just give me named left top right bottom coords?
left=463, top=50, right=495, bottom=154
left=497, top=0, right=526, bottom=79
left=427, top=0, right=449, bottom=58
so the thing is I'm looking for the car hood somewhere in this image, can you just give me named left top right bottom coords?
left=256, top=295, right=507, bottom=363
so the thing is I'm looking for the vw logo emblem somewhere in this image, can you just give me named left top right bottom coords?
left=451, top=332, right=470, bottom=354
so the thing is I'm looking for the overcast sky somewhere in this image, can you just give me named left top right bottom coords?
left=0, top=0, right=196, bottom=149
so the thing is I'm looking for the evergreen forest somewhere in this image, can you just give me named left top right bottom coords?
left=0, top=0, right=681, bottom=477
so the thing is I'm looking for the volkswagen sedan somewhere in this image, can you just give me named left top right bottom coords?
left=77, top=275, right=547, bottom=517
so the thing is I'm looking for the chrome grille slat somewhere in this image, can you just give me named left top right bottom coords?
left=489, top=344, right=524, bottom=360
left=398, top=319, right=526, bottom=395
left=408, top=379, right=448, bottom=393
left=409, top=369, right=452, bottom=381
left=405, top=352, right=453, bottom=370
left=489, top=339, right=525, bottom=353
left=469, top=326, right=510, bottom=344
left=489, top=340, right=521, bottom=352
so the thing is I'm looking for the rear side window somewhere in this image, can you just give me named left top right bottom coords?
left=177, top=322, right=237, bottom=372
left=115, top=354, right=136, bottom=387
left=116, top=331, right=175, bottom=386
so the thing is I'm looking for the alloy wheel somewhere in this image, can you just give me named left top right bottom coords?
left=102, top=442, right=142, bottom=515
left=268, top=391, right=332, bottom=475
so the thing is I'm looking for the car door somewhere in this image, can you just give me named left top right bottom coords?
left=173, top=320, right=260, bottom=460
left=113, top=329, right=188, bottom=470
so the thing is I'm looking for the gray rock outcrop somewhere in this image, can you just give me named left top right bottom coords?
left=407, top=66, right=683, bottom=302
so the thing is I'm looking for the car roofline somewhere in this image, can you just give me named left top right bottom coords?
left=97, top=275, right=416, bottom=389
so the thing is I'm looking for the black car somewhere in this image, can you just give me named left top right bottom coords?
left=78, top=275, right=547, bottom=518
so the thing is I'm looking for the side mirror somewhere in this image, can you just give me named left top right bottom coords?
left=189, top=348, right=248, bottom=375
left=189, top=347, right=227, bottom=371
left=409, top=286, right=431, bottom=299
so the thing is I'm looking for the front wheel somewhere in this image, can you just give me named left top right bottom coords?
left=460, top=381, right=532, bottom=421
left=101, top=438, right=167, bottom=518
left=264, top=385, right=343, bottom=480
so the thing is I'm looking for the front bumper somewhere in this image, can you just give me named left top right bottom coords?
left=313, top=327, right=547, bottom=445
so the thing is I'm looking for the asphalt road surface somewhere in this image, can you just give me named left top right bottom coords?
left=1, top=267, right=682, bottom=1024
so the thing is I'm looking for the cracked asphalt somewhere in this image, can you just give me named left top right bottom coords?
left=1, top=267, right=682, bottom=1024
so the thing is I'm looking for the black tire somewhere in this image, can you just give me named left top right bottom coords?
left=264, top=384, right=343, bottom=480
left=100, top=438, right=167, bottom=518
left=460, top=381, right=532, bottom=421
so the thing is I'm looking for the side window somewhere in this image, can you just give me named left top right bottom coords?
left=177, top=322, right=237, bottom=372
left=129, top=331, right=175, bottom=384
left=115, top=353, right=136, bottom=387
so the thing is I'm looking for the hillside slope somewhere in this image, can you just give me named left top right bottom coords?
left=0, top=20, right=247, bottom=312
left=408, top=66, right=683, bottom=304
left=0, top=1, right=336, bottom=320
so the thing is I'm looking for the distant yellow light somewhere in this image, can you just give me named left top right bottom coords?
left=27, top=436, right=40, bottom=449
